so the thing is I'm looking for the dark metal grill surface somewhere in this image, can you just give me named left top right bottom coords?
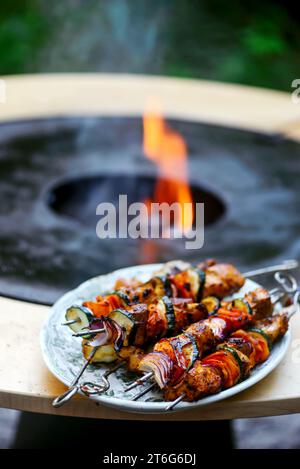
left=0, top=116, right=299, bottom=304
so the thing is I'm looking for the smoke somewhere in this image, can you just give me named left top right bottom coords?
left=37, top=0, right=168, bottom=73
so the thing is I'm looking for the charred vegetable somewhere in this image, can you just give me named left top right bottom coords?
left=217, top=345, right=244, bottom=381
left=232, top=298, right=253, bottom=315
left=115, top=290, right=131, bottom=306
left=138, top=351, right=173, bottom=389
left=161, top=296, right=175, bottom=334
left=109, top=309, right=135, bottom=346
left=86, top=316, right=125, bottom=352
left=170, top=268, right=206, bottom=301
left=82, top=340, right=118, bottom=363
left=201, top=296, right=220, bottom=314
left=139, top=288, right=270, bottom=387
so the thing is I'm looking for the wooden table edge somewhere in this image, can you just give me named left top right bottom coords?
left=1, top=389, right=300, bottom=421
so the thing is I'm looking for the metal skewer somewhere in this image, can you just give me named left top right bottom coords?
left=131, top=382, right=156, bottom=401
left=126, top=272, right=299, bottom=398
left=243, top=259, right=298, bottom=278
left=62, top=319, right=79, bottom=326
left=72, top=328, right=105, bottom=337
left=61, top=260, right=298, bottom=327
left=122, top=283, right=291, bottom=394
left=59, top=262, right=298, bottom=405
left=52, top=347, right=98, bottom=408
left=165, top=394, right=186, bottom=411
left=274, top=271, right=298, bottom=294
left=124, top=371, right=154, bottom=392
left=164, top=284, right=300, bottom=412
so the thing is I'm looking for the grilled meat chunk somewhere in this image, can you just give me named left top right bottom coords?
left=203, top=263, right=245, bottom=298
left=244, top=288, right=272, bottom=319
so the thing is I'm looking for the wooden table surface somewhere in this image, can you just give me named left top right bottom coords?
left=1, top=74, right=300, bottom=420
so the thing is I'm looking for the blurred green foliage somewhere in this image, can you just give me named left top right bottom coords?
left=165, top=1, right=300, bottom=90
left=0, top=0, right=48, bottom=73
left=0, top=0, right=299, bottom=91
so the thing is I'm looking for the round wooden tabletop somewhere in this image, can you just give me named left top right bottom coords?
left=1, top=74, right=300, bottom=420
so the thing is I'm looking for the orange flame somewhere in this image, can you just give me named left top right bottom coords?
left=143, top=99, right=193, bottom=234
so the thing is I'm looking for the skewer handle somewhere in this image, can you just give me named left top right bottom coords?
left=274, top=271, right=298, bottom=293
left=80, top=361, right=125, bottom=396
left=52, top=385, right=79, bottom=408
left=284, top=291, right=300, bottom=319
left=52, top=348, right=97, bottom=408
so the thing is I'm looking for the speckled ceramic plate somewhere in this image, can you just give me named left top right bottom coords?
left=40, top=263, right=291, bottom=414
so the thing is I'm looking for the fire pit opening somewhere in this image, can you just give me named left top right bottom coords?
left=47, top=173, right=225, bottom=227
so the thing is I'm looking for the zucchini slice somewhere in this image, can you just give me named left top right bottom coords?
left=155, top=275, right=172, bottom=297
left=109, top=309, right=135, bottom=346
left=115, top=290, right=131, bottom=306
left=232, top=298, right=253, bottom=315
left=65, top=306, right=93, bottom=334
left=171, top=333, right=199, bottom=371
left=82, top=341, right=118, bottom=363
left=202, top=296, right=220, bottom=314
left=152, top=275, right=172, bottom=298
left=193, top=269, right=206, bottom=302
left=161, top=296, right=175, bottom=334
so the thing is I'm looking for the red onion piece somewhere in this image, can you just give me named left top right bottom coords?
left=87, top=317, right=125, bottom=351
left=87, top=318, right=113, bottom=347
left=106, top=317, right=125, bottom=352
left=139, top=352, right=173, bottom=389
left=90, top=318, right=106, bottom=330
